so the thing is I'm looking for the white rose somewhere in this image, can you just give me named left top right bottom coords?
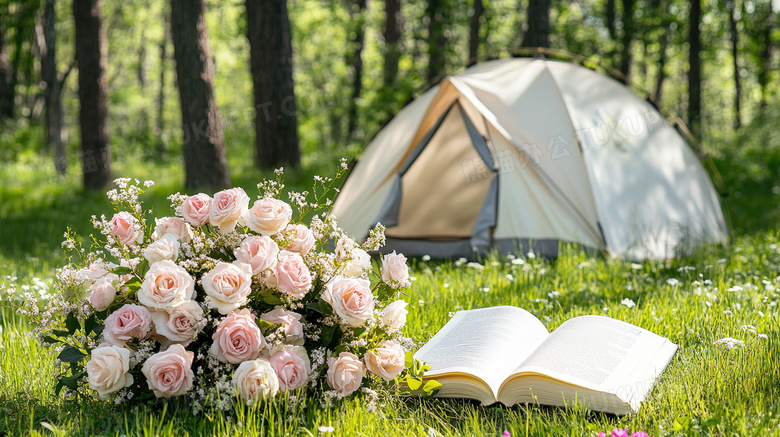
left=322, top=276, right=375, bottom=327
left=79, top=262, right=113, bottom=283
left=246, top=198, right=293, bottom=236
left=151, top=300, right=205, bottom=346
left=326, top=352, right=365, bottom=395
left=209, top=187, right=250, bottom=234
left=336, top=236, right=371, bottom=276
left=143, top=234, right=180, bottom=264
left=234, top=235, right=279, bottom=276
left=381, top=251, right=410, bottom=287
left=151, top=217, right=194, bottom=243
left=381, top=300, right=408, bottom=334
left=138, top=260, right=195, bottom=312
left=365, top=340, right=405, bottom=382
left=284, top=224, right=315, bottom=255
left=87, top=345, right=134, bottom=399
left=88, top=276, right=118, bottom=311
left=260, top=308, right=304, bottom=345
left=233, top=359, right=279, bottom=405
left=203, top=262, right=254, bottom=315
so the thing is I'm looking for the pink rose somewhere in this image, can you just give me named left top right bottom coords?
left=87, top=345, right=134, bottom=399
left=612, top=430, right=629, bottom=437
left=234, top=236, right=279, bottom=276
left=151, top=300, right=205, bottom=346
left=181, top=193, right=212, bottom=227
left=138, top=260, right=195, bottom=312
left=202, top=262, right=254, bottom=314
left=209, top=187, right=250, bottom=234
left=381, top=300, right=408, bottom=334
left=269, top=345, right=310, bottom=391
left=285, top=224, right=315, bottom=255
left=110, top=211, right=143, bottom=246
left=151, top=217, right=194, bottom=242
left=326, top=352, right=365, bottom=395
left=210, top=309, right=266, bottom=364
left=260, top=308, right=304, bottom=345
left=246, top=198, right=292, bottom=236
left=274, top=253, right=312, bottom=299
left=365, top=340, right=405, bottom=382
left=630, top=432, right=649, bottom=437
left=79, top=262, right=114, bottom=283
left=141, top=344, right=194, bottom=398
left=233, top=359, right=279, bottom=404
left=322, top=276, right=375, bottom=327
left=381, top=251, right=410, bottom=287
left=103, top=304, right=152, bottom=347
left=88, top=276, right=118, bottom=311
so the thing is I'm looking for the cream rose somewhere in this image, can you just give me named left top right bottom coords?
left=234, top=236, right=279, bottom=276
left=365, top=340, right=405, bottom=382
left=181, top=193, right=212, bottom=227
left=88, top=276, right=118, bottom=311
left=381, top=251, right=410, bottom=287
left=284, top=224, right=315, bottom=255
left=151, top=217, right=193, bottom=243
left=151, top=300, right=205, bottom=346
left=274, top=253, right=312, bottom=299
left=80, top=262, right=114, bottom=283
left=143, top=234, right=180, bottom=264
left=203, top=262, right=254, bottom=314
left=269, top=345, right=310, bottom=391
left=209, top=187, right=250, bottom=234
left=138, top=260, right=195, bottom=312
left=381, top=300, right=408, bottom=334
left=87, top=345, right=134, bottom=399
left=233, top=359, right=279, bottom=405
left=335, top=236, right=371, bottom=276
left=103, top=304, right=152, bottom=347
left=246, top=198, right=292, bottom=236
left=260, top=308, right=304, bottom=346
left=326, top=352, right=365, bottom=395
left=210, top=309, right=266, bottom=364
left=141, top=344, right=194, bottom=398
left=322, top=276, right=374, bottom=327
left=110, top=211, right=143, bottom=246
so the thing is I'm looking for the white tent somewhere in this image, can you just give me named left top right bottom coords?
left=332, top=58, right=728, bottom=260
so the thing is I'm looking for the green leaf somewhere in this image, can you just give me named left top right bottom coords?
left=92, top=323, right=104, bottom=337
left=124, top=276, right=142, bottom=291
left=256, top=319, right=278, bottom=336
left=112, top=266, right=133, bottom=276
left=702, top=416, right=722, bottom=428
left=673, top=416, right=691, bottom=431
left=306, top=301, right=323, bottom=314
left=318, top=299, right=333, bottom=316
left=58, top=346, right=87, bottom=363
left=42, top=336, right=60, bottom=344
left=262, top=292, right=283, bottom=305
left=65, top=312, right=80, bottom=335
left=83, top=314, right=96, bottom=335
left=321, top=324, right=337, bottom=346
left=422, top=380, right=442, bottom=396
left=52, top=329, right=70, bottom=337
left=59, top=372, right=86, bottom=390
left=404, top=352, right=414, bottom=369
left=406, top=375, right=422, bottom=391
left=54, top=381, right=65, bottom=396
left=137, top=259, right=150, bottom=277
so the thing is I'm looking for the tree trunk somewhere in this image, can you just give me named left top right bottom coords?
left=468, top=0, right=483, bottom=65
left=605, top=0, right=616, bottom=40
left=74, top=0, right=112, bottom=190
left=156, top=3, right=169, bottom=156
left=42, top=0, right=67, bottom=175
left=619, top=0, right=634, bottom=83
left=757, top=1, right=773, bottom=111
left=383, top=0, right=401, bottom=88
left=346, top=0, right=367, bottom=139
left=653, top=11, right=669, bottom=105
left=687, top=0, right=701, bottom=138
left=426, top=0, right=446, bottom=82
left=246, top=0, right=301, bottom=170
left=171, top=0, right=231, bottom=190
left=728, top=0, right=741, bottom=129
left=521, top=0, right=551, bottom=48
left=0, top=7, right=15, bottom=121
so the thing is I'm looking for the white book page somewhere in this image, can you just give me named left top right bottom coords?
left=414, top=306, right=549, bottom=395
left=511, top=316, right=672, bottom=394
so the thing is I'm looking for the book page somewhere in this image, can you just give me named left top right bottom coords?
left=414, top=306, right=549, bottom=395
left=510, top=316, right=674, bottom=395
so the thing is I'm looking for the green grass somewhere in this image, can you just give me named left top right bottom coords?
left=1, top=135, right=780, bottom=436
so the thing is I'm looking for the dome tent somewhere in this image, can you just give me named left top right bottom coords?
left=331, top=57, right=728, bottom=260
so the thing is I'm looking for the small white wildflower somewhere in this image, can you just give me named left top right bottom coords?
left=630, top=263, right=643, bottom=270
left=757, top=334, right=768, bottom=339
left=667, top=278, right=679, bottom=287
left=422, top=255, right=431, bottom=262
left=466, top=262, right=484, bottom=270
left=621, top=298, right=636, bottom=308
left=511, top=258, right=525, bottom=265
left=713, top=337, right=745, bottom=350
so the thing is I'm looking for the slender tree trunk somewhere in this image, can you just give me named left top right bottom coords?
left=757, top=1, right=773, bottom=111
left=156, top=3, right=168, bottom=156
left=74, top=0, right=112, bottom=190
left=171, top=0, right=231, bottom=190
left=468, top=0, right=483, bottom=65
left=521, top=0, right=551, bottom=48
left=42, top=0, right=67, bottom=174
left=346, top=0, right=367, bottom=139
left=383, top=0, right=401, bottom=87
left=246, top=0, right=300, bottom=170
left=0, top=7, right=15, bottom=121
left=687, top=0, right=701, bottom=138
left=728, top=0, right=741, bottom=129
left=426, top=0, right=446, bottom=82
left=605, top=0, right=616, bottom=40
left=619, top=0, right=634, bottom=83
left=653, top=15, right=669, bottom=105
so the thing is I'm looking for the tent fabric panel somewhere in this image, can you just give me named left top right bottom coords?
left=470, top=175, right=499, bottom=251
left=386, top=106, right=494, bottom=239
left=545, top=61, right=727, bottom=259
left=381, top=238, right=475, bottom=259
left=375, top=176, right=402, bottom=228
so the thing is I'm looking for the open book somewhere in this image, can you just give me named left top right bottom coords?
left=414, top=306, right=677, bottom=415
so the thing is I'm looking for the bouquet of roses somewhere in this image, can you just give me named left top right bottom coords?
left=21, top=162, right=431, bottom=410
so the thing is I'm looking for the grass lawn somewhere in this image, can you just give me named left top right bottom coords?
left=1, top=145, right=779, bottom=436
